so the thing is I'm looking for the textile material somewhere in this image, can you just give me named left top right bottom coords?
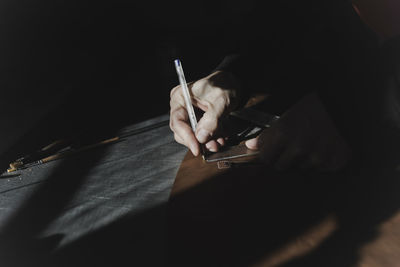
left=0, top=114, right=187, bottom=267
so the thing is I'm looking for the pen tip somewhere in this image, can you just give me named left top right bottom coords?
left=174, top=59, right=180, bottom=67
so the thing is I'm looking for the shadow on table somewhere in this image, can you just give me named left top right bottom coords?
left=0, top=148, right=399, bottom=266
left=166, top=160, right=400, bottom=266
left=0, top=137, right=111, bottom=267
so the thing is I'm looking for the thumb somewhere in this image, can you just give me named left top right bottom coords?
left=245, top=136, right=261, bottom=150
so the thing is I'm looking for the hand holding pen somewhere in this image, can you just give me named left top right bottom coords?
left=170, top=60, right=241, bottom=156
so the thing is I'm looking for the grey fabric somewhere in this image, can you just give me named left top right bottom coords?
left=0, top=114, right=187, bottom=267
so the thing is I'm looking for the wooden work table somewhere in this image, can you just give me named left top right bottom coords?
left=167, top=151, right=400, bottom=266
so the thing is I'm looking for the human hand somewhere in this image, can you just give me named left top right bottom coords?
left=245, top=93, right=352, bottom=171
left=169, top=71, right=240, bottom=156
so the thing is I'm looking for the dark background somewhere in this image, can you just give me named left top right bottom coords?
left=0, top=0, right=254, bottom=166
left=2, top=3, right=400, bottom=267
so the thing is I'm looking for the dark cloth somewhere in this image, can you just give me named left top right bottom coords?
left=215, top=0, right=400, bottom=164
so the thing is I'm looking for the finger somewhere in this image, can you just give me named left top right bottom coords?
left=245, top=136, right=260, bottom=150
left=216, top=137, right=225, bottom=146
left=195, top=110, right=220, bottom=143
left=205, top=140, right=219, bottom=152
left=170, top=108, right=200, bottom=156
left=194, top=89, right=228, bottom=143
left=170, top=88, right=185, bottom=110
left=174, top=125, right=200, bottom=156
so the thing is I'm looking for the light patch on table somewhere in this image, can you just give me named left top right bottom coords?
left=358, top=211, right=400, bottom=267
left=254, top=214, right=338, bottom=267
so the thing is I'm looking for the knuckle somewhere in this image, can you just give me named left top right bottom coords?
left=170, top=86, right=181, bottom=98
left=214, top=88, right=225, bottom=97
left=214, top=90, right=229, bottom=107
left=194, top=79, right=206, bottom=89
left=191, top=81, right=206, bottom=95
left=194, top=78, right=217, bottom=94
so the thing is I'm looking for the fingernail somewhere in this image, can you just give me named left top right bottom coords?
left=190, top=144, right=198, bottom=156
left=245, top=139, right=259, bottom=150
left=206, top=142, right=217, bottom=152
left=196, top=129, right=210, bottom=143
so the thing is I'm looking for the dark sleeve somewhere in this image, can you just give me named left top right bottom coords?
left=379, top=36, right=400, bottom=129
left=213, top=1, right=368, bottom=112
left=355, top=35, right=400, bottom=165
left=215, top=1, right=382, bottom=147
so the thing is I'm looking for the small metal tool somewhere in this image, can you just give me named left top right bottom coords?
left=204, top=108, right=279, bottom=163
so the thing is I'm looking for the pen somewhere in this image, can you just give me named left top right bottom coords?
left=174, top=59, right=198, bottom=131
left=174, top=59, right=205, bottom=157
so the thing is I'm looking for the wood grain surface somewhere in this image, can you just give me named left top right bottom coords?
left=167, top=94, right=400, bottom=266
left=167, top=151, right=400, bottom=267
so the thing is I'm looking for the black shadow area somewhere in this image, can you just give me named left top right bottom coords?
left=167, top=163, right=400, bottom=266
left=22, top=160, right=400, bottom=267
left=1, top=134, right=399, bottom=266
left=0, top=138, right=111, bottom=267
